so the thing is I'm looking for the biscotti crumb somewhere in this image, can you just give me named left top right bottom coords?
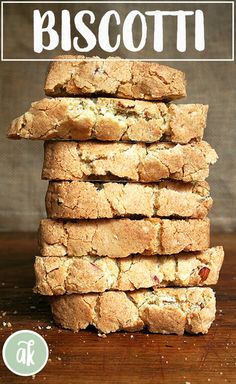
left=2, top=321, right=12, bottom=327
left=98, top=333, right=107, bottom=338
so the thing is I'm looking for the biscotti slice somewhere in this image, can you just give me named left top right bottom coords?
left=34, top=247, right=224, bottom=295
left=42, top=141, right=217, bottom=183
left=46, top=180, right=212, bottom=220
left=50, top=287, right=216, bottom=334
left=39, top=218, right=210, bottom=257
left=7, top=98, right=207, bottom=144
left=45, top=56, right=186, bottom=101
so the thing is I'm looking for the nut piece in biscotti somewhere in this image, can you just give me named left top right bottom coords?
left=50, top=287, right=216, bottom=334
left=34, top=246, right=224, bottom=295
left=42, top=141, right=218, bottom=183
left=7, top=97, right=208, bottom=144
left=38, top=218, right=210, bottom=257
left=44, top=56, right=187, bottom=101
left=46, top=180, right=212, bottom=220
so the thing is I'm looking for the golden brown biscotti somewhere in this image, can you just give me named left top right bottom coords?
left=42, top=141, right=218, bottom=183
left=34, top=247, right=224, bottom=295
left=50, top=287, right=216, bottom=334
left=7, top=98, right=207, bottom=144
left=44, top=56, right=186, bottom=101
left=46, top=180, right=212, bottom=220
left=39, top=218, right=210, bottom=257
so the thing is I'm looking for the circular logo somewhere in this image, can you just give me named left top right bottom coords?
left=2, top=330, right=49, bottom=376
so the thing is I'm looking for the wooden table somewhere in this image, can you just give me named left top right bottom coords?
left=0, top=232, right=235, bottom=384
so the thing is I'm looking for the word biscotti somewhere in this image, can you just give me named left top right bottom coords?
left=8, top=56, right=224, bottom=335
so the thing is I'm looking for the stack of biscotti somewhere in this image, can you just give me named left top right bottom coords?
left=8, top=56, right=224, bottom=335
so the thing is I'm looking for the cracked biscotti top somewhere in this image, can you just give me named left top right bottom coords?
left=44, top=56, right=187, bottom=101
left=39, top=217, right=210, bottom=257
left=34, top=246, right=224, bottom=295
left=7, top=98, right=207, bottom=143
left=42, top=140, right=218, bottom=183
left=46, top=180, right=212, bottom=220
left=50, top=287, right=216, bottom=334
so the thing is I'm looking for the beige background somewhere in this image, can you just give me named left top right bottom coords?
left=0, top=1, right=235, bottom=231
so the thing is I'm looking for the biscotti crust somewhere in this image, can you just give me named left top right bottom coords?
left=7, top=98, right=208, bottom=144
left=46, top=180, right=212, bottom=220
left=39, top=218, right=210, bottom=257
left=44, top=56, right=187, bottom=101
left=34, top=247, right=224, bottom=295
left=42, top=141, right=218, bottom=183
left=50, top=287, right=216, bottom=334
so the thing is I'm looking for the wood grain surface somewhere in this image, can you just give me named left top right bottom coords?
left=0, top=232, right=235, bottom=384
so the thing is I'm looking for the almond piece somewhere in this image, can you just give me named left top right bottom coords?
left=198, top=267, right=210, bottom=281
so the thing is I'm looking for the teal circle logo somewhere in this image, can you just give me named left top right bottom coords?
left=2, top=330, right=49, bottom=376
